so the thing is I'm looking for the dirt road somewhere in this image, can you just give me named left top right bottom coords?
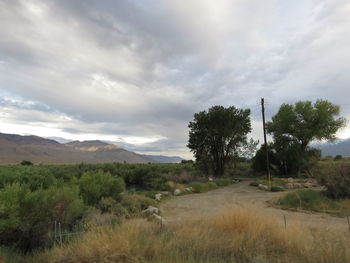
left=161, top=180, right=349, bottom=231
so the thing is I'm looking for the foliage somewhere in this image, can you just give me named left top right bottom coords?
left=120, top=194, right=157, bottom=216
left=188, top=105, right=251, bottom=176
left=278, top=189, right=350, bottom=216
left=187, top=182, right=218, bottom=193
left=0, top=183, right=86, bottom=251
left=20, top=160, right=33, bottom=166
left=98, top=197, right=129, bottom=218
left=76, top=170, right=125, bottom=205
left=251, top=144, right=277, bottom=174
left=266, top=100, right=346, bottom=175
left=334, top=154, right=343, bottom=160
left=0, top=166, right=56, bottom=191
left=214, top=178, right=232, bottom=187
left=317, top=165, right=350, bottom=199
left=29, top=207, right=350, bottom=263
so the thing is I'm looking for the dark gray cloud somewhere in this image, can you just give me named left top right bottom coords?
left=0, top=0, right=350, bottom=158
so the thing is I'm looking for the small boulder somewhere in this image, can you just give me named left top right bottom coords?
left=258, top=184, right=268, bottom=191
left=160, top=191, right=170, bottom=195
left=287, top=178, right=294, bottom=183
left=143, top=206, right=159, bottom=216
left=174, top=189, right=182, bottom=196
left=303, top=182, right=313, bottom=188
left=148, top=214, right=165, bottom=224
left=185, top=187, right=193, bottom=192
left=208, top=177, right=213, bottom=182
left=155, top=193, right=162, bottom=201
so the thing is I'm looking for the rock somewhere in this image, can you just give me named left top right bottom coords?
left=155, top=193, right=162, bottom=201
left=303, top=182, right=313, bottom=188
left=208, top=177, right=213, bottom=182
left=160, top=191, right=170, bottom=195
left=148, top=214, right=165, bottom=224
left=258, top=184, right=268, bottom=191
left=293, top=183, right=302, bottom=189
left=287, top=178, right=294, bottom=183
left=185, top=187, right=193, bottom=192
left=286, top=183, right=293, bottom=189
left=174, top=189, right=182, bottom=196
left=143, top=206, right=159, bottom=216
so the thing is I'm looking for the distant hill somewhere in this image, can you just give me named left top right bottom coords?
left=146, top=155, right=183, bottom=163
left=314, top=138, right=350, bottom=157
left=0, top=133, right=153, bottom=164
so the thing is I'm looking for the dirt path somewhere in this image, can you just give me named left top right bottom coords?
left=160, top=180, right=349, bottom=231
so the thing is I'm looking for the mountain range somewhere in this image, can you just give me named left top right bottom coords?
left=313, top=138, right=350, bottom=157
left=0, top=133, right=183, bottom=164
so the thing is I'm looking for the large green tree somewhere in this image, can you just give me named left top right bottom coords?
left=266, top=100, right=346, bottom=175
left=187, top=105, right=251, bottom=177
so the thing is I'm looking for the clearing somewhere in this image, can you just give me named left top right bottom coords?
left=161, top=180, right=349, bottom=231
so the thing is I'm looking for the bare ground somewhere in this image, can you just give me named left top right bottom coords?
left=160, top=180, right=350, bottom=231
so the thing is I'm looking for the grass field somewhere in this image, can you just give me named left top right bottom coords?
left=28, top=206, right=350, bottom=263
left=277, top=189, right=350, bottom=217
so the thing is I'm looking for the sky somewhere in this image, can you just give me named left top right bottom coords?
left=1, top=0, right=350, bottom=159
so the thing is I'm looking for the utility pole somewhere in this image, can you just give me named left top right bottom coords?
left=261, top=98, right=271, bottom=189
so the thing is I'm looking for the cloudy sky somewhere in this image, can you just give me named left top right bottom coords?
left=1, top=0, right=350, bottom=158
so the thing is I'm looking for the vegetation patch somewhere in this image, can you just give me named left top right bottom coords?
left=277, top=189, right=350, bottom=216
left=28, top=207, right=350, bottom=263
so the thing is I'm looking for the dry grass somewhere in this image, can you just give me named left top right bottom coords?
left=29, top=207, right=350, bottom=263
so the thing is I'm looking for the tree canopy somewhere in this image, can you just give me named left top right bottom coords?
left=267, top=100, right=346, bottom=150
left=187, top=105, right=251, bottom=176
left=265, top=100, right=346, bottom=175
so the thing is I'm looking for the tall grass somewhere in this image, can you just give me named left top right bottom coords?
left=29, top=206, right=350, bottom=263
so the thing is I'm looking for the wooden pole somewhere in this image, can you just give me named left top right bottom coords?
left=261, top=98, right=271, bottom=189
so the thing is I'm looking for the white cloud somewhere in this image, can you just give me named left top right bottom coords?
left=0, top=0, right=350, bottom=157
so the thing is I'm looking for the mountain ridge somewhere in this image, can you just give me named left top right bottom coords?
left=0, top=133, right=184, bottom=164
left=0, top=133, right=152, bottom=164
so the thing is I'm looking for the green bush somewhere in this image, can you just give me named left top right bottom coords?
left=0, top=166, right=56, bottom=191
left=215, top=178, right=232, bottom=187
left=187, top=182, right=218, bottom=193
left=77, top=170, right=125, bottom=205
left=278, top=189, right=339, bottom=212
left=98, top=197, right=129, bottom=218
left=120, top=194, right=156, bottom=216
left=0, top=183, right=86, bottom=251
left=317, top=165, right=350, bottom=199
left=270, top=186, right=284, bottom=192
left=20, top=160, right=33, bottom=166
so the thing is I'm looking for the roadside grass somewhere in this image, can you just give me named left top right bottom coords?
left=249, top=178, right=287, bottom=191
left=277, top=189, right=350, bottom=217
left=28, top=206, right=350, bottom=263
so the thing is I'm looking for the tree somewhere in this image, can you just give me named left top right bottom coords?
left=187, top=105, right=251, bottom=177
left=266, top=100, right=346, bottom=175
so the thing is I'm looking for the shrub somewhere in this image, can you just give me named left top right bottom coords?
left=187, top=182, right=217, bottom=193
left=98, top=197, right=129, bottom=218
left=120, top=194, right=156, bottom=216
left=77, top=170, right=125, bottom=205
left=317, top=165, right=350, bottom=199
left=122, top=166, right=167, bottom=190
left=0, top=166, right=56, bottom=191
left=215, top=178, right=232, bottom=187
left=0, top=183, right=86, bottom=251
left=278, top=189, right=339, bottom=212
left=334, top=155, right=343, bottom=160
left=20, top=160, right=33, bottom=166
left=270, top=186, right=284, bottom=192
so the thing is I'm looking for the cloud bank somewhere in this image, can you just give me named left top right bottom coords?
left=1, top=0, right=350, bottom=158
